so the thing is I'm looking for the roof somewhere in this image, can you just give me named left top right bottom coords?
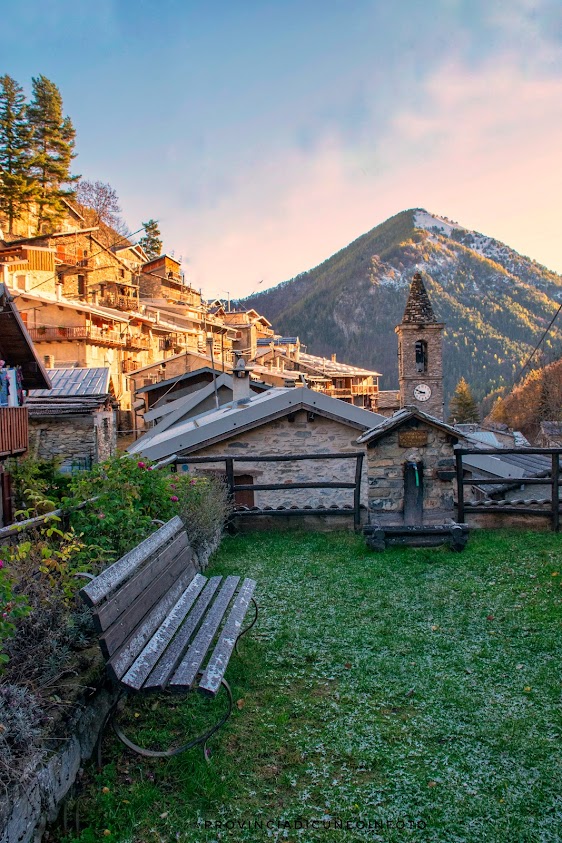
left=8, top=227, right=99, bottom=245
left=298, top=352, right=381, bottom=378
left=28, top=367, right=110, bottom=398
left=357, top=407, right=464, bottom=445
left=135, top=366, right=269, bottom=398
left=462, top=452, right=551, bottom=483
left=0, top=285, right=51, bottom=389
left=256, top=337, right=299, bottom=346
left=128, top=386, right=385, bottom=462
left=402, top=272, right=437, bottom=324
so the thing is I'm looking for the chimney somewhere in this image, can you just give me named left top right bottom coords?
left=232, top=353, right=254, bottom=402
left=331, top=353, right=337, bottom=363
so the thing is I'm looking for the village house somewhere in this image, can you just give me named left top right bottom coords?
left=26, top=367, right=117, bottom=470
left=128, top=362, right=385, bottom=516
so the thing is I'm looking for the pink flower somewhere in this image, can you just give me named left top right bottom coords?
left=0, top=560, right=4, bottom=569
left=190, top=479, right=197, bottom=486
left=98, top=513, right=106, bottom=519
left=137, top=461, right=146, bottom=469
left=170, top=496, right=179, bottom=502
left=147, top=466, right=154, bottom=471
left=170, top=484, right=176, bottom=489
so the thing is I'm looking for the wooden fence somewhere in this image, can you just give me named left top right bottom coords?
left=173, top=452, right=365, bottom=529
left=455, top=447, right=562, bottom=532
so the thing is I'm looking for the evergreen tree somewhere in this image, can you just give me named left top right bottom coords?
left=0, top=75, right=34, bottom=234
left=27, top=75, right=78, bottom=232
left=139, top=219, right=162, bottom=260
left=448, top=377, right=479, bottom=423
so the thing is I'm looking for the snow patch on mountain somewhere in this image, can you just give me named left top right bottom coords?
left=414, top=210, right=464, bottom=237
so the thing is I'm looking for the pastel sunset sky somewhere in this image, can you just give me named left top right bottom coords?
left=3, top=0, right=562, bottom=298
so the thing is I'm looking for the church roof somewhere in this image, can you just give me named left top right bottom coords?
left=402, top=272, right=436, bottom=324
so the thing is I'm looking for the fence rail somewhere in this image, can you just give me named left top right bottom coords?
left=174, top=452, right=365, bottom=528
left=455, top=447, right=562, bottom=531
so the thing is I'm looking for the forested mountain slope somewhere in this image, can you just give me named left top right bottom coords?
left=243, top=210, right=562, bottom=400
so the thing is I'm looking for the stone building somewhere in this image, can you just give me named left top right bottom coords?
left=128, top=381, right=384, bottom=512
left=26, top=368, right=116, bottom=470
left=396, top=272, right=444, bottom=419
left=358, top=408, right=465, bottom=526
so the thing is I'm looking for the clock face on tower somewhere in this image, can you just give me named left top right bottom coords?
left=413, top=383, right=432, bottom=402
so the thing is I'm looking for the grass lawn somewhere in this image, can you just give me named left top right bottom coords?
left=59, top=530, right=562, bottom=843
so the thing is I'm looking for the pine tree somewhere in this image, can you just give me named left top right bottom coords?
left=27, top=75, right=78, bottom=232
left=448, top=377, right=479, bottom=423
left=0, top=75, right=34, bottom=234
left=139, top=219, right=162, bottom=260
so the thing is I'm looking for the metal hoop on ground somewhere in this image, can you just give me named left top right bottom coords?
left=235, top=598, right=259, bottom=656
left=110, top=677, right=233, bottom=759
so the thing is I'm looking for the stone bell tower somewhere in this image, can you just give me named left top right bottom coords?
left=395, top=272, right=444, bottom=419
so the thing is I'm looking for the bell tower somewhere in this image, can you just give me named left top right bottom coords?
left=395, top=272, right=444, bottom=419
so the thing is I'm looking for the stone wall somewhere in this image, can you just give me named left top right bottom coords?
left=367, top=423, right=457, bottom=521
left=28, top=411, right=116, bottom=466
left=182, top=410, right=369, bottom=509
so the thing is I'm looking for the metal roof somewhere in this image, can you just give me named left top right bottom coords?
left=128, top=386, right=385, bottom=462
left=28, top=367, right=110, bottom=398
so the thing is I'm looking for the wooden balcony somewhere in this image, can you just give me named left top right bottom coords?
left=124, top=333, right=151, bottom=350
left=29, top=326, right=126, bottom=347
left=0, top=407, right=29, bottom=457
left=99, top=293, right=139, bottom=311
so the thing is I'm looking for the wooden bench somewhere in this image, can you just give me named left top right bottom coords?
left=79, top=515, right=257, bottom=759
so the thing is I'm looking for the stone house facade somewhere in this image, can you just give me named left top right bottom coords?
left=185, top=411, right=369, bottom=510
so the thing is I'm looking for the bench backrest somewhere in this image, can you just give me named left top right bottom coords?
left=79, top=516, right=197, bottom=677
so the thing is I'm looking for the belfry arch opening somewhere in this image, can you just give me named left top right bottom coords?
left=415, top=340, right=428, bottom=373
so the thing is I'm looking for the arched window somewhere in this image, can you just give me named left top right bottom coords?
left=415, top=340, right=428, bottom=373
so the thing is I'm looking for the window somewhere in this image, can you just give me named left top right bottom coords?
left=77, top=275, right=85, bottom=297
left=15, top=274, right=26, bottom=291
left=415, top=340, right=428, bottom=373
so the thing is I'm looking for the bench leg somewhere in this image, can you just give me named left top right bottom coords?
left=235, top=597, right=259, bottom=656
left=110, top=678, right=233, bottom=760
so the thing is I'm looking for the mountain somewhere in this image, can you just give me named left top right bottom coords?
left=243, top=209, right=562, bottom=401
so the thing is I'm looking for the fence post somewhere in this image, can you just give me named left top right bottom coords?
left=354, top=452, right=364, bottom=530
left=552, top=453, right=560, bottom=532
left=455, top=451, right=465, bottom=524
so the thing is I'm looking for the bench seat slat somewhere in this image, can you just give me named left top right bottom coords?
left=143, top=576, right=223, bottom=690
left=80, top=516, right=184, bottom=607
left=199, top=578, right=257, bottom=697
left=100, top=548, right=193, bottom=658
left=107, top=568, right=195, bottom=681
left=121, top=574, right=207, bottom=691
left=96, top=532, right=192, bottom=633
left=170, top=576, right=240, bottom=689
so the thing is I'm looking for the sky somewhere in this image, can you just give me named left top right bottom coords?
left=3, top=0, right=562, bottom=299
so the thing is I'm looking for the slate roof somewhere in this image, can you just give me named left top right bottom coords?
left=357, top=407, right=463, bottom=445
left=402, top=273, right=437, bottom=324
left=297, top=352, right=381, bottom=378
left=28, top=367, right=110, bottom=398
left=128, top=386, right=385, bottom=462
left=26, top=367, right=112, bottom=416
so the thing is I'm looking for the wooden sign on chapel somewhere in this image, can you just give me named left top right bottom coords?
left=398, top=429, right=429, bottom=448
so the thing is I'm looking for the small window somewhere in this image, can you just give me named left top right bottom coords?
left=415, top=340, right=428, bottom=373
left=15, top=274, right=26, bottom=291
left=77, top=274, right=85, bottom=296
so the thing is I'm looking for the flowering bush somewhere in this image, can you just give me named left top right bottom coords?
left=68, top=455, right=232, bottom=558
